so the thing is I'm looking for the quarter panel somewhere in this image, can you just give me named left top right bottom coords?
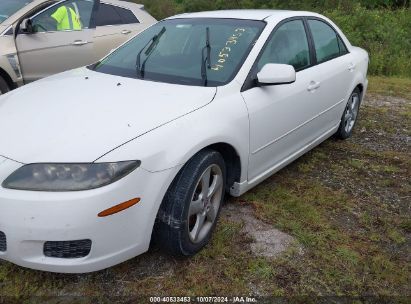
left=0, top=36, right=21, bottom=85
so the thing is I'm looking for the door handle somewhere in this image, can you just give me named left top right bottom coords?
left=348, top=63, right=356, bottom=72
left=72, top=40, right=89, bottom=46
left=121, top=30, right=131, bottom=35
left=307, top=81, right=321, bottom=92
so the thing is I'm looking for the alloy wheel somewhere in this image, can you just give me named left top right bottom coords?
left=188, top=164, right=223, bottom=243
left=344, top=93, right=360, bottom=133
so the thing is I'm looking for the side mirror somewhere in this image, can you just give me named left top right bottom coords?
left=257, top=63, right=296, bottom=86
left=20, top=18, right=34, bottom=33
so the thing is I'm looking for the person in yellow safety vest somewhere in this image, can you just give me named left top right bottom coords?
left=51, top=4, right=82, bottom=31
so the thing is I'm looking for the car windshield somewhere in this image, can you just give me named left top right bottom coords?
left=92, top=18, right=266, bottom=87
left=0, top=0, right=33, bottom=24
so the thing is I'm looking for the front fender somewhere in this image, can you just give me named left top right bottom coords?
left=97, top=85, right=250, bottom=183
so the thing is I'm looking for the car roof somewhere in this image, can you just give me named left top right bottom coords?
left=167, top=9, right=322, bottom=21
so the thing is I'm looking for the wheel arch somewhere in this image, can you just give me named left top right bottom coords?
left=356, top=83, right=364, bottom=93
left=196, top=142, right=241, bottom=192
left=162, top=141, right=243, bottom=194
left=355, top=83, right=365, bottom=103
left=346, top=70, right=367, bottom=107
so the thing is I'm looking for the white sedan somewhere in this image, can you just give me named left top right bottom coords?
left=0, top=10, right=368, bottom=273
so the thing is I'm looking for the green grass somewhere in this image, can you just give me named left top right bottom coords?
left=368, top=76, right=411, bottom=99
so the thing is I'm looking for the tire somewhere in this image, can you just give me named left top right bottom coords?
left=153, top=149, right=226, bottom=256
left=0, top=76, right=10, bottom=96
left=335, top=88, right=361, bottom=139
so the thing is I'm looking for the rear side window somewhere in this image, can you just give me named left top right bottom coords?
left=95, top=3, right=122, bottom=26
left=257, top=20, right=311, bottom=71
left=308, top=19, right=340, bottom=63
left=115, top=6, right=139, bottom=24
left=338, top=36, right=348, bottom=55
left=95, top=4, right=139, bottom=26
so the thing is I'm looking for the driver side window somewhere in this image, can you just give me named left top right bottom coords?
left=257, top=20, right=311, bottom=72
left=31, top=0, right=94, bottom=33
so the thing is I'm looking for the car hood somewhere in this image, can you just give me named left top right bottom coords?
left=0, top=68, right=216, bottom=163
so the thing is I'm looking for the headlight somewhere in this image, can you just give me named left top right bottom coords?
left=2, top=161, right=141, bottom=191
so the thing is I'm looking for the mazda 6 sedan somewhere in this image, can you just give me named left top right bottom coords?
left=0, top=10, right=368, bottom=273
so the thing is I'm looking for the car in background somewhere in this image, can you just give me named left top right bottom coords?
left=0, top=10, right=368, bottom=273
left=0, top=0, right=156, bottom=95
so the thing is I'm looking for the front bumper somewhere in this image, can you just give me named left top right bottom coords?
left=0, top=157, right=178, bottom=273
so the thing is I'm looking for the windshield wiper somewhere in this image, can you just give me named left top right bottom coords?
left=136, top=27, right=166, bottom=78
left=201, top=27, right=211, bottom=86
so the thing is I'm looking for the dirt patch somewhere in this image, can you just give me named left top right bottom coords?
left=222, top=204, right=301, bottom=258
left=358, top=94, right=411, bottom=153
left=364, top=94, right=409, bottom=108
left=112, top=251, right=176, bottom=281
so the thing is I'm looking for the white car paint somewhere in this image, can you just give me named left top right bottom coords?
left=0, top=69, right=216, bottom=163
left=0, top=10, right=368, bottom=273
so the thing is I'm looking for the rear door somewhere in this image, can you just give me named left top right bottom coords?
left=93, top=2, right=144, bottom=59
left=305, top=18, right=354, bottom=128
left=15, top=0, right=98, bottom=83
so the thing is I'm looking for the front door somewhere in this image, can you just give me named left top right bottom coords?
left=15, top=0, right=98, bottom=83
left=241, top=19, right=323, bottom=181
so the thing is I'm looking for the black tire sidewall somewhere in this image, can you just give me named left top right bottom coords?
left=159, top=150, right=226, bottom=256
left=181, top=152, right=226, bottom=255
left=0, top=76, right=10, bottom=95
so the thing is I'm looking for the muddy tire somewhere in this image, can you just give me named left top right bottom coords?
left=153, top=149, right=226, bottom=256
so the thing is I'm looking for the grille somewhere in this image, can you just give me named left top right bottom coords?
left=44, top=239, right=92, bottom=259
left=0, top=231, right=6, bottom=252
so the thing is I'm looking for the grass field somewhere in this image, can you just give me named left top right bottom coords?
left=0, top=77, right=410, bottom=302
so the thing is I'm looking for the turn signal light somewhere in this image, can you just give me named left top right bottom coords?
left=98, top=198, right=141, bottom=217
